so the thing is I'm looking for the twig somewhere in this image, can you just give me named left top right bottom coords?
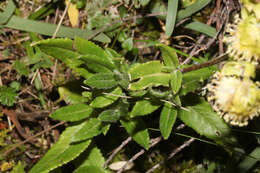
left=52, top=0, right=71, bottom=38
left=104, top=137, right=132, bottom=168
left=145, top=138, right=195, bottom=173
left=180, top=53, right=228, bottom=73
left=2, top=121, right=65, bottom=157
left=116, top=137, right=162, bottom=173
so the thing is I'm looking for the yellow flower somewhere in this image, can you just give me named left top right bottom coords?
left=207, top=61, right=260, bottom=126
left=224, top=13, right=260, bottom=64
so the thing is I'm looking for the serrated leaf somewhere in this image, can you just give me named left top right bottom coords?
left=160, top=102, right=177, bottom=139
left=180, top=67, right=215, bottom=95
left=170, top=70, right=182, bottom=94
left=130, top=100, right=160, bottom=117
left=75, top=37, right=115, bottom=70
left=50, top=104, right=93, bottom=122
left=72, top=118, right=107, bottom=142
left=120, top=118, right=150, bottom=149
left=90, top=87, right=122, bottom=108
left=179, top=97, right=236, bottom=145
left=73, top=166, right=106, bottom=173
left=98, top=109, right=121, bottom=123
left=84, top=73, right=117, bottom=89
left=74, top=146, right=107, bottom=173
left=157, top=44, right=179, bottom=69
left=0, top=86, right=17, bottom=106
left=13, top=60, right=29, bottom=77
left=165, top=0, right=179, bottom=37
left=129, top=61, right=170, bottom=90
left=29, top=123, right=91, bottom=173
left=58, top=86, right=90, bottom=104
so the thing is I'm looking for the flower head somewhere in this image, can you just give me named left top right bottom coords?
left=207, top=61, right=260, bottom=126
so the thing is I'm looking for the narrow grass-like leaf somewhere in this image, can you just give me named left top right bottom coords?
left=91, top=87, right=122, bottom=108
left=29, top=123, right=91, bottom=173
left=184, top=21, right=216, bottom=37
left=50, top=104, right=93, bottom=122
left=0, top=0, right=16, bottom=24
left=177, top=0, right=212, bottom=21
left=238, top=147, right=260, bottom=173
left=170, top=70, right=182, bottom=94
left=4, top=15, right=93, bottom=39
left=179, top=97, right=236, bottom=145
left=130, top=100, right=160, bottom=117
left=72, top=118, right=107, bottom=142
left=84, top=73, right=117, bottom=89
left=120, top=118, right=150, bottom=149
left=165, top=0, right=179, bottom=37
left=160, top=102, right=177, bottom=139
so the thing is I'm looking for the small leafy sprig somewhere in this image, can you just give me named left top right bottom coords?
left=28, top=37, right=236, bottom=173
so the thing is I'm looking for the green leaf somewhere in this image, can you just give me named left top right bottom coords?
left=11, top=161, right=25, bottom=173
left=157, top=44, right=179, bottom=69
left=98, top=109, right=121, bottom=123
left=129, top=61, right=170, bottom=90
left=50, top=104, right=93, bottom=122
left=90, top=87, right=122, bottom=108
left=0, top=0, right=16, bottom=24
left=4, top=15, right=93, bottom=39
left=238, top=147, right=260, bottom=173
left=122, top=37, right=133, bottom=51
left=170, top=70, right=182, bottom=94
left=120, top=118, right=150, bottom=149
left=184, top=21, right=216, bottom=37
left=160, top=102, right=177, bottom=139
left=177, top=0, right=212, bottom=21
left=93, top=32, right=111, bottom=43
left=75, top=37, right=115, bottom=71
left=57, top=81, right=91, bottom=104
left=0, top=86, right=17, bottom=106
left=180, top=66, right=215, bottom=95
left=13, top=60, right=30, bottom=77
left=165, top=0, right=179, bottom=37
left=72, top=118, right=106, bottom=142
left=179, top=97, right=236, bottom=145
left=75, top=146, right=106, bottom=172
left=29, top=123, right=91, bottom=173
left=58, top=86, right=90, bottom=104
left=84, top=73, right=117, bottom=89
left=73, top=166, right=106, bottom=173
left=130, top=100, right=160, bottom=117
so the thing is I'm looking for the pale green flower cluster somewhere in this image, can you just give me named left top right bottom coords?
left=207, top=1, right=260, bottom=126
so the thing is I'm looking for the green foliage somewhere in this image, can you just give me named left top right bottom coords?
left=160, top=102, right=177, bottom=139
left=179, top=97, right=236, bottom=145
left=50, top=104, right=93, bottom=122
left=29, top=123, right=92, bottom=173
left=0, top=85, right=17, bottom=106
left=13, top=60, right=30, bottom=77
left=165, top=0, right=179, bottom=37
left=31, top=37, right=236, bottom=172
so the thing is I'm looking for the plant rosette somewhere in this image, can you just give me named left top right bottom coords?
left=206, top=61, right=260, bottom=126
left=223, top=10, right=260, bottom=64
